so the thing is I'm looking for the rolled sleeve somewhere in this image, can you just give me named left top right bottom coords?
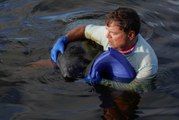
left=85, top=24, right=109, bottom=50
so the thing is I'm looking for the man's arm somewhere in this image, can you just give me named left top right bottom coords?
left=66, top=25, right=86, bottom=41
left=50, top=25, right=86, bottom=63
left=100, top=74, right=156, bottom=93
left=100, top=62, right=158, bottom=93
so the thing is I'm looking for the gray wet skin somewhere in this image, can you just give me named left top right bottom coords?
left=57, top=40, right=102, bottom=81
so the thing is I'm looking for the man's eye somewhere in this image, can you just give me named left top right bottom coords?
left=112, top=32, right=118, bottom=35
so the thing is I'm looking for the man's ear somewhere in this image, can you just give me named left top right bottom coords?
left=128, top=31, right=136, bottom=41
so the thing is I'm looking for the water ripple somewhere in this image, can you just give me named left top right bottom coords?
left=167, top=0, right=179, bottom=5
left=33, top=8, right=106, bottom=23
left=138, top=107, right=179, bottom=117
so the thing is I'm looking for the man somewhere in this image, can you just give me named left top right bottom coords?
left=50, top=7, right=158, bottom=92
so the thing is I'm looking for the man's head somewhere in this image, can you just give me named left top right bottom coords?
left=105, top=7, right=141, bottom=51
left=105, top=7, right=140, bottom=35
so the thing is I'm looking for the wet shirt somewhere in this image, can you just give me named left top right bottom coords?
left=85, top=24, right=158, bottom=92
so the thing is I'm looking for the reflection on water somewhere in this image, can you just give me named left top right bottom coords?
left=1, top=0, right=179, bottom=120
left=94, top=85, right=140, bottom=120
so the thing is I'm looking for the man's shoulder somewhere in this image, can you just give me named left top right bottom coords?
left=127, top=34, right=158, bottom=70
left=136, top=34, right=156, bottom=55
left=85, top=24, right=106, bottom=32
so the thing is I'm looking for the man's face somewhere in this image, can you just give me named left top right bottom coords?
left=105, top=22, right=130, bottom=51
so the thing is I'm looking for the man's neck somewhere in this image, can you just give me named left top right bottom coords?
left=119, top=36, right=138, bottom=54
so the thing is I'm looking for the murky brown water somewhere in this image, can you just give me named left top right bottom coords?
left=1, top=0, right=179, bottom=120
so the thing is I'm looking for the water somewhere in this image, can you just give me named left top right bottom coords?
left=0, top=0, right=179, bottom=120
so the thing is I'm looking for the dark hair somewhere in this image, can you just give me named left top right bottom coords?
left=105, top=7, right=141, bottom=35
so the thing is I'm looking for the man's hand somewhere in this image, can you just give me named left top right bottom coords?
left=50, top=35, right=69, bottom=63
left=85, top=71, right=101, bottom=85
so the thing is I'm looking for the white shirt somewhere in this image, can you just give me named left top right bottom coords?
left=85, top=24, right=158, bottom=92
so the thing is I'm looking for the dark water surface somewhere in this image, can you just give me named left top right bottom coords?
left=1, top=0, right=179, bottom=120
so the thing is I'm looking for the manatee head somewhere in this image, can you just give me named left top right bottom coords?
left=57, top=19, right=104, bottom=81
left=57, top=40, right=102, bottom=82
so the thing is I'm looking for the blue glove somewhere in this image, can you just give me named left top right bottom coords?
left=85, top=71, right=102, bottom=85
left=50, top=35, right=69, bottom=63
left=85, top=48, right=136, bottom=84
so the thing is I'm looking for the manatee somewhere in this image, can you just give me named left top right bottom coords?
left=57, top=40, right=102, bottom=81
left=55, top=19, right=104, bottom=81
left=24, top=19, right=104, bottom=81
